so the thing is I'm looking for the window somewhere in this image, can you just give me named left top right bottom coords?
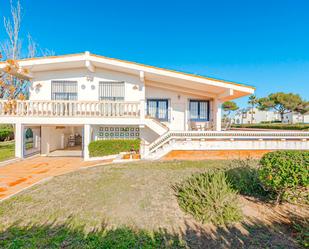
left=189, top=100, right=209, bottom=121
left=147, top=99, right=169, bottom=121
left=51, top=81, right=78, bottom=100
left=99, top=81, right=125, bottom=101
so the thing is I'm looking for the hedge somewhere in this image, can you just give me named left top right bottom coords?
left=88, top=139, right=140, bottom=157
left=259, top=150, right=309, bottom=204
left=232, top=123, right=309, bottom=131
left=0, top=128, right=14, bottom=142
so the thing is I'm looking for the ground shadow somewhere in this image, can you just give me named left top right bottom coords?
left=225, top=166, right=274, bottom=201
left=0, top=213, right=305, bottom=249
left=182, top=217, right=302, bottom=249
left=0, top=220, right=185, bottom=249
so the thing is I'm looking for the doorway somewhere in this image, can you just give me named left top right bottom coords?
left=41, top=125, right=83, bottom=157
left=23, top=126, right=41, bottom=157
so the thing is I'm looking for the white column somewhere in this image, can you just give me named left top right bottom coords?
left=139, top=139, right=149, bottom=159
left=139, top=76, right=146, bottom=127
left=83, top=124, right=91, bottom=161
left=214, top=99, right=222, bottom=131
left=15, top=123, right=24, bottom=158
left=140, top=99, right=145, bottom=124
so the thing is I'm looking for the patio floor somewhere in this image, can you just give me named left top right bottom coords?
left=0, top=157, right=112, bottom=200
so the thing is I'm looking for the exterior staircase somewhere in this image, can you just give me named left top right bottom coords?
left=144, top=117, right=169, bottom=136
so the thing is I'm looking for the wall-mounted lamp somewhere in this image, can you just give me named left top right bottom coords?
left=34, top=83, right=42, bottom=93
left=133, top=85, right=139, bottom=90
left=178, top=95, right=181, bottom=100
left=86, top=75, right=94, bottom=82
left=35, top=83, right=42, bottom=89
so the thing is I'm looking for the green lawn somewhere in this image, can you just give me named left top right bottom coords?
left=0, top=141, right=15, bottom=162
left=0, top=160, right=306, bottom=248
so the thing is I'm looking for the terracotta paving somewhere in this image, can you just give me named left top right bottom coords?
left=0, top=157, right=112, bottom=200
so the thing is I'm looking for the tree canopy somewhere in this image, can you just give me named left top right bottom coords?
left=0, top=0, right=53, bottom=101
left=248, top=95, right=258, bottom=123
left=222, top=101, right=239, bottom=114
left=257, top=92, right=308, bottom=121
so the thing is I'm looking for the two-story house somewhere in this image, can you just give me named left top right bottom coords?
left=1, top=52, right=308, bottom=160
left=234, top=108, right=281, bottom=124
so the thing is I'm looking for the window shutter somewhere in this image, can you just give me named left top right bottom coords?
left=51, top=81, right=78, bottom=100
left=99, top=81, right=125, bottom=101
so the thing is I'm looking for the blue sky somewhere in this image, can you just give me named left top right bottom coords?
left=1, top=0, right=309, bottom=108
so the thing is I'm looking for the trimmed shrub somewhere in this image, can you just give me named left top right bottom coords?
left=232, top=123, right=309, bottom=131
left=0, top=128, right=14, bottom=142
left=174, top=171, right=242, bottom=225
left=259, top=151, right=309, bottom=204
left=88, top=139, right=140, bottom=157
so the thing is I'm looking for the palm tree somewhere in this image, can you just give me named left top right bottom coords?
left=248, top=95, right=258, bottom=124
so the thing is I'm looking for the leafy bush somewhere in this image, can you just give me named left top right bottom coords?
left=88, top=139, right=140, bottom=157
left=226, top=159, right=271, bottom=199
left=0, top=128, right=14, bottom=142
left=259, top=151, right=309, bottom=204
left=174, top=171, right=242, bottom=225
left=232, top=123, right=309, bottom=130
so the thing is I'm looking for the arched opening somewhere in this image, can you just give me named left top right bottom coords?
left=24, top=127, right=41, bottom=157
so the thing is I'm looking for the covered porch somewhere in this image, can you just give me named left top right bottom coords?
left=15, top=124, right=84, bottom=159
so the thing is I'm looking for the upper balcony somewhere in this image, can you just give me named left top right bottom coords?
left=0, top=100, right=142, bottom=119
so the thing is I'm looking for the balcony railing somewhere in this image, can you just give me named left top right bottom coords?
left=0, top=100, right=141, bottom=118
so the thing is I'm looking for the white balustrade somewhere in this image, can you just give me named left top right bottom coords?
left=0, top=100, right=141, bottom=118
left=148, top=130, right=309, bottom=153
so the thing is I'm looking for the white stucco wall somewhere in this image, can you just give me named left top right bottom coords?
left=145, top=85, right=213, bottom=131
left=41, top=126, right=82, bottom=155
left=283, top=113, right=309, bottom=124
left=30, top=68, right=144, bottom=102
left=28, top=67, right=214, bottom=134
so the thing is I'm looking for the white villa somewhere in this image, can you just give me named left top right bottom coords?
left=0, top=52, right=308, bottom=160
left=234, top=108, right=309, bottom=125
left=283, top=112, right=309, bottom=124
left=234, top=108, right=281, bottom=124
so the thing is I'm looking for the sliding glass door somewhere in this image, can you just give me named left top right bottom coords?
left=147, top=99, right=169, bottom=121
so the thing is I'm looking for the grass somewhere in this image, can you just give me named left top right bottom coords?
left=0, top=160, right=307, bottom=248
left=0, top=141, right=15, bottom=162
left=292, top=219, right=309, bottom=248
left=0, top=225, right=186, bottom=249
